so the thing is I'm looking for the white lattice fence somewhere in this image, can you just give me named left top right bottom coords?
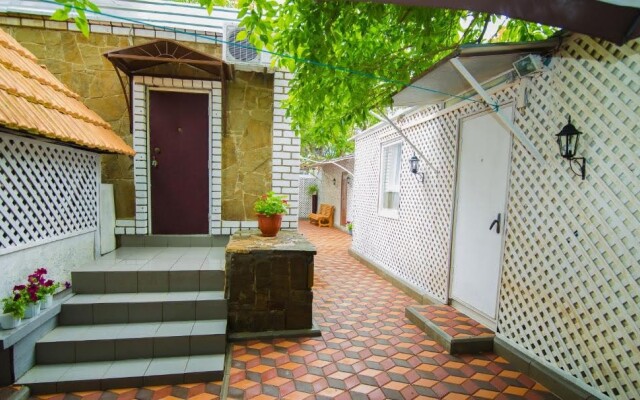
left=0, top=132, right=99, bottom=255
left=353, top=34, right=639, bottom=398
left=497, top=35, right=640, bottom=399
left=298, top=175, right=317, bottom=218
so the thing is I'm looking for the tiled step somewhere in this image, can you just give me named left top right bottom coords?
left=59, top=291, right=227, bottom=325
left=406, top=305, right=495, bottom=354
left=36, top=320, right=226, bottom=364
left=16, top=354, right=225, bottom=394
left=72, top=266, right=224, bottom=294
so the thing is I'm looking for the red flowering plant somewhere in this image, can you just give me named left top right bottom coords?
left=254, top=191, right=290, bottom=217
left=13, top=268, right=64, bottom=304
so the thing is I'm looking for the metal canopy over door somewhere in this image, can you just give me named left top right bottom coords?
left=149, top=91, right=209, bottom=234
left=450, top=106, right=513, bottom=328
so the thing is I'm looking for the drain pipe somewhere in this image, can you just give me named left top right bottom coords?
left=369, top=111, right=439, bottom=175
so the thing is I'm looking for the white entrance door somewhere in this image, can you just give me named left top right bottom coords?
left=450, top=107, right=513, bottom=325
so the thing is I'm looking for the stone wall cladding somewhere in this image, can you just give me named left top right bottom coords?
left=352, top=34, right=640, bottom=398
left=222, top=71, right=274, bottom=221
left=0, top=22, right=223, bottom=219
left=271, top=72, right=299, bottom=230
left=225, top=230, right=315, bottom=332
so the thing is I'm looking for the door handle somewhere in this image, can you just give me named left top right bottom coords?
left=151, top=157, right=158, bottom=168
left=489, top=213, right=501, bottom=234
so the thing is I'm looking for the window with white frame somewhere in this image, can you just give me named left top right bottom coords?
left=379, top=140, right=402, bottom=217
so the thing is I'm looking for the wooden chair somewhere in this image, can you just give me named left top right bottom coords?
left=308, top=204, right=334, bottom=227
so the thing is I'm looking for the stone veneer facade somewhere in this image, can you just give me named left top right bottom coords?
left=0, top=16, right=300, bottom=233
left=225, top=230, right=315, bottom=332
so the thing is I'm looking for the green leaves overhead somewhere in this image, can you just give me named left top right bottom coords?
left=50, top=0, right=555, bottom=156
left=235, top=1, right=555, bottom=156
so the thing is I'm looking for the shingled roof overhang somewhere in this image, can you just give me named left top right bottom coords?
left=0, top=28, right=134, bottom=156
left=104, top=40, right=233, bottom=81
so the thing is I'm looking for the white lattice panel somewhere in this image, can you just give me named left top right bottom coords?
left=353, top=34, right=639, bottom=398
left=0, top=132, right=99, bottom=254
left=298, top=175, right=317, bottom=218
left=498, top=35, right=640, bottom=399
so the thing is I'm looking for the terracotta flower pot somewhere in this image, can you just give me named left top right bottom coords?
left=257, top=214, right=283, bottom=237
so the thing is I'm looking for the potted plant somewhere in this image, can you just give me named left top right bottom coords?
left=38, top=279, right=60, bottom=310
left=346, top=221, right=353, bottom=235
left=1, top=295, right=25, bottom=330
left=307, top=184, right=319, bottom=213
left=31, top=268, right=60, bottom=309
left=15, top=269, right=44, bottom=319
left=254, top=191, right=290, bottom=237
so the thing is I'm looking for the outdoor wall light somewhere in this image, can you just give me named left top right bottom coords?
left=556, top=116, right=586, bottom=180
left=409, top=154, right=425, bottom=184
left=346, top=176, right=352, bottom=185
left=332, top=177, right=336, bottom=185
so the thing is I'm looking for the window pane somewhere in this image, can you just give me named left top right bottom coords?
left=380, top=142, right=401, bottom=212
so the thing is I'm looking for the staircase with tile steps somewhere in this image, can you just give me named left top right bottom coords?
left=406, top=304, right=495, bottom=355
left=16, top=247, right=228, bottom=394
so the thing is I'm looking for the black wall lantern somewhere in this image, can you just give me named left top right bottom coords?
left=332, top=177, right=336, bottom=186
left=556, top=116, right=586, bottom=180
left=409, top=154, right=425, bottom=183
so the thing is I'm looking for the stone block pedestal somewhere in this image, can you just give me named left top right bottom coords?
left=225, top=230, right=316, bottom=333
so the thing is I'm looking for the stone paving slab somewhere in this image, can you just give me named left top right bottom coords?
left=18, top=222, right=557, bottom=399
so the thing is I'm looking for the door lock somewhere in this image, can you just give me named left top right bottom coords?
left=151, top=157, right=158, bottom=168
left=489, top=213, right=501, bottom=234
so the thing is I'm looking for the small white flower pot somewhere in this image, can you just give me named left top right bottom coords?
left=41, top=294, right=53, bottom=310
left=0, top=313, right=22, bottom=329
left=24, top=302, right=41, bottom=319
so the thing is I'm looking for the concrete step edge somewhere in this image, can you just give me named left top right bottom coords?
left=17, top=354, right=225, bottom=394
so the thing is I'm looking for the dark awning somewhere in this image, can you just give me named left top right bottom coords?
left=104, top=39, right=233, bottom=81
left=351, top=0, right=640, bottom=45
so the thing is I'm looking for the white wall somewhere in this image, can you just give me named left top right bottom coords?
left=352, top=34, right=639, bottom=398
left=0, top=132, right=99, bottom=297
left=298, top=174, right=318, bottom=218
left=318, top=159, right=354, bottom=228
left=0, top=233, right=95, bottom=297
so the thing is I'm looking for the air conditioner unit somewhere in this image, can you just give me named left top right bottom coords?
left=222, top=23, right=271, bottom=71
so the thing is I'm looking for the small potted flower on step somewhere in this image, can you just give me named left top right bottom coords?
left=0, top=294, right=25, bottom=330
left=254, top=191, right=290, bottom=237
left=31, top=267, right=59, bottom=309
left=38, top=279, right=60, bottom=310
left=346, top=221, right=353, bottom=235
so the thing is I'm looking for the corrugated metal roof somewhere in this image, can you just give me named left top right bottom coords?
left=0, top=28, right=134, bottom=155
left=393, top=38, right=561, bottom=106
left=0, top=0, right=239, bottom=34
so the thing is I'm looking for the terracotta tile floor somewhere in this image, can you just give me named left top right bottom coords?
left=411, top=305, right=495, bottom=339
left=21, top=221, right=558, bottom=400
left=226, top=222, right=557, bottom=399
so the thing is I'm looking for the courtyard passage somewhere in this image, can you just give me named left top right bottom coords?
left=24, top=222, right=558, bottom=400
left=226, top=222, right=557, bottom=399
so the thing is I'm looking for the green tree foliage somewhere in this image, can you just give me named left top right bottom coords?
left=236, top=1, right=555, bottom=156
left=52, top=0, right=555, bottom=157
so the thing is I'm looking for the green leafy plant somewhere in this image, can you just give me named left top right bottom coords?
left=346, top=221, right=353, bottom=231
left=307, top=184, right=318, bottom=196
left=254, top=191, right=290, bottom=216
left=2, top=296, right=25, bottom=319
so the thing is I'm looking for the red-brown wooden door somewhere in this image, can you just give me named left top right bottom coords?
left=149, top=91, right=209, bottom=234
left=340, top=173, right=348, bottom=226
